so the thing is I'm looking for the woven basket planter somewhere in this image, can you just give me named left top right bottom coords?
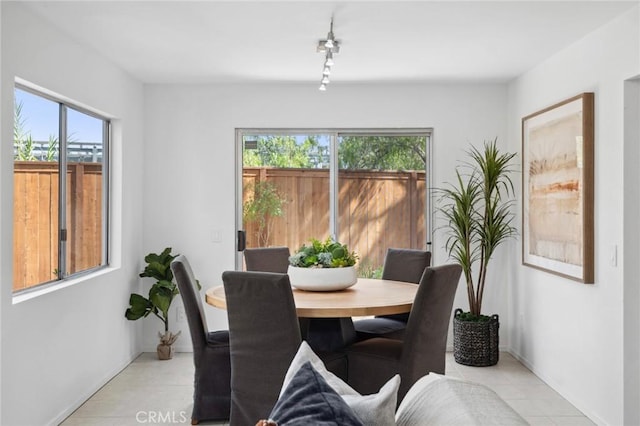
left=453, top=308, right=499, bottom=366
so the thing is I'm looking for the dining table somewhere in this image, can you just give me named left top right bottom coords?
left=205, top=278, right=418, bottom=351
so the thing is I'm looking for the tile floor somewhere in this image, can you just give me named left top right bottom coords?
left=445, top=353, right=594, bottom=426
left=62, top=351, right=593, bottom=426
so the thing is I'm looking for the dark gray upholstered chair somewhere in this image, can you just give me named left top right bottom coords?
left=243, top=246, right=291, bottom=273
left=354, top=248, right=431, bottom=340
left=170, top=255, right=231, bottom=425
left=222, top=271, right=302, bottom=426
left=346, top=264, right=462, bottom=402
left=242, top=247, right=347, bottom=379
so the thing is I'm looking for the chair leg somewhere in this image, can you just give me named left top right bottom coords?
left=191, top=418, right=199, bottom=425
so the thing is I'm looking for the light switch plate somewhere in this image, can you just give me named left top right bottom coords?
left=610, top=244, right=617, bottom=267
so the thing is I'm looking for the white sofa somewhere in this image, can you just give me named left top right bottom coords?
left=395, top=373, right=528, bottom=426
left=262, top=342, right=527, bottom=426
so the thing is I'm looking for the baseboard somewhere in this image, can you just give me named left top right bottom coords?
left=48, top=351, right=142, bottom=426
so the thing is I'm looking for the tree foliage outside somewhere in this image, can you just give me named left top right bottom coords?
left=338, top=136, right=426, bottom=171
left=243, top=135, right=325, bottom=168
left=243, top=180, right=287, bottom=247
left=14, top=100, right=59, bottom=162
left=243, top=134, right=426, bottom=171
left=14, top=100, right=37, bottom=161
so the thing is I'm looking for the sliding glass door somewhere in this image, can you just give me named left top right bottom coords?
left=337, top=134, right=428, bottom=277
left=236, top=129, right=431, bottom=274
left=239, top=132, right=332, bottom=252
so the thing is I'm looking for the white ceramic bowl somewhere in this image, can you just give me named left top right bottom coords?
left=287, top=265, right=357, bottom=291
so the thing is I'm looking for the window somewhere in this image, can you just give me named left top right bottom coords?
left=237, top=129, right=431, bottom=276
left=13, top=84, right=110, bottom=293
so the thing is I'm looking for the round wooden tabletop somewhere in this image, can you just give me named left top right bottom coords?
left=205, top=278, right=418, bottom=318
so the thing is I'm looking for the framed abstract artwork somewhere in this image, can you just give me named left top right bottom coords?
left=522, top=93, right=594, bottom=283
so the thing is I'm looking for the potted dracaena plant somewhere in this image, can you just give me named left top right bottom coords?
left=438, top=139, right=517, bottom=366
left=125, top=247, right=194, bottom=360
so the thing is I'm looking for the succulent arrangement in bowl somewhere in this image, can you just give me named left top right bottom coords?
left=289, top=237, right=358, bottom=268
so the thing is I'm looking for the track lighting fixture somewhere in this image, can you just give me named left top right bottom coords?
left=317, top=18, right=339, bottom=91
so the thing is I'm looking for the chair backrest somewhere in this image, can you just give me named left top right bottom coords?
left=244, top=247, right=291, bottom=273
left=381, top=248, right=432, bottom=284
left=171, top=255, right=209, bottom=351
left=399, top=263, right=462, bottom=398
left=222, top=271, right=302, bottom=425
left=378, top=248, right=432, bottom=323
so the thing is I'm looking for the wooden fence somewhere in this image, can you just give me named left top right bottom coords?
left=14, top=165, right=424, bottom=290
left=13, top=162, right=103, bottom=291
left=243, top=167, right=426, bottom=271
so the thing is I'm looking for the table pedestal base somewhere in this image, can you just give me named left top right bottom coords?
left=301, top=318, right=356, bottom=352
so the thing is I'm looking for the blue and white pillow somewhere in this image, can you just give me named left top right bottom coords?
left=269, top=361, right=364, bottom=426
left=276, top=341, right=400, bottom=426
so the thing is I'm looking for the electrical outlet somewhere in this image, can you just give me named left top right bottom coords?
left=176, top=306, right=186, bottom=322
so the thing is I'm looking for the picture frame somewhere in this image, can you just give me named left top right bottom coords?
left=521, top=93, right=594, bottom=283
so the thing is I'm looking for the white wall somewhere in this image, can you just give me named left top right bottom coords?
left=142, top=82, right=511, bottom=351
left=507, top=7, right=640, bottom=426
left=1, top=3, right=145, bottom=425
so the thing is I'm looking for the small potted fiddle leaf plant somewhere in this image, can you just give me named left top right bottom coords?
left=125, top=247, right=192, bottom=360
left=288, top=237, right=358, bottom=291
left=438, top=139, right=517, bottom=366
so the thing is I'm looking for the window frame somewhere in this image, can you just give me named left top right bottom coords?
left=235, top=128, right=433, bottom=270
left=13, top=82, right=111, bottom=296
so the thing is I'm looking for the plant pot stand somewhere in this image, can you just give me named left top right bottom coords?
left=157, top=343, right=174, bottom=360
left=453, top=309, right=499, bottom=366
left=156, top=330, right=181, bottom=360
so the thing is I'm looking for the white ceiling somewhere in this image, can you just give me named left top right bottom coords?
left=21, top=1, right=639, bottom=85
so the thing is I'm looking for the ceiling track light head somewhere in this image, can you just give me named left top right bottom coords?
left=325, top=52, right=334, bottom=67
left=317, top=40, right=340, bottom=53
